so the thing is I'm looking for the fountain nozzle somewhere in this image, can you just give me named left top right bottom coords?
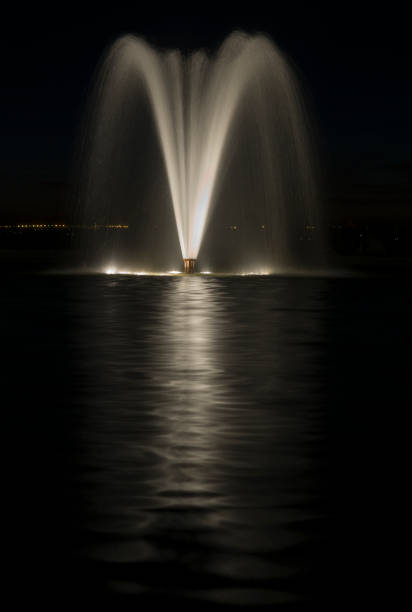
left=183, top=258, right=196, bottom=273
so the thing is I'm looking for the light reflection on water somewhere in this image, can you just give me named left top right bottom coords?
left=4, top=272, right=410, bottom=606
left=73, top=275, right=327, bottom=605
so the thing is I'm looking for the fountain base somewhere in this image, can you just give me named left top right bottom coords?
left=183, top=258, right=196, bottom=273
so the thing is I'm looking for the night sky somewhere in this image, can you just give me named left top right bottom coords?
left=1, top=5, right=410, bottom=224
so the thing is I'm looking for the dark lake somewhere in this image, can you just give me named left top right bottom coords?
left=2, top=272, right=408, bottom=608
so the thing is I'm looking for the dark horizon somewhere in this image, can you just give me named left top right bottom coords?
left=1, top=7, right=410, bottom=224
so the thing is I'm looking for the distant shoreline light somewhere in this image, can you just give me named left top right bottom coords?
left=0, top=224, right=129, bottom=229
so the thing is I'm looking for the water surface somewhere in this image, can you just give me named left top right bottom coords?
left=3, top=273, right=408, bottom=607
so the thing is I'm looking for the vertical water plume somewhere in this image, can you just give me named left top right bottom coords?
left=79, top=32, right=321, bottom=272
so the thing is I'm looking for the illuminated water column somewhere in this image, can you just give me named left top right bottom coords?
left=183, top=258, right=196, bottom=273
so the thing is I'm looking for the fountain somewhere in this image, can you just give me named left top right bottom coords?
left=78, top=32, right=320, bottom=273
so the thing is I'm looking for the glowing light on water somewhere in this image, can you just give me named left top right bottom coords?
left=240, top=272, right=271, bottom=276
left=103, top=266, right=273, bottom=277
left=104, top=267, right=180, bottom=276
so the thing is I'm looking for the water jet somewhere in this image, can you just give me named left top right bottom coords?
left=80, top=32, right=320, bottom=273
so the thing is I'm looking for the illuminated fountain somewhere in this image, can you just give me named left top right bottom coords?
left=79, top=32, right=320, bottom=274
